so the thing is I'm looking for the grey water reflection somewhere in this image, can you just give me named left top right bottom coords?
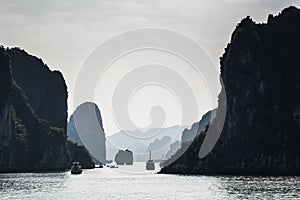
left=0, top=166, right=300, bottom=200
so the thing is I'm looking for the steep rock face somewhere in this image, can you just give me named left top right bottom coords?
left=161, top=6, right=300, bottom=175
left=165, top=141, right=181, bottom=160
left=0, top=47, right=70, bottom=171
left=181, top=110, right=216, bottom=144
left=67, top=115, right=83, bottom=145
left=67, top=102, right=106, bottom=163
left=67, top=141, right=94, bottom=169
left=0, top=48, right=15, bottom=169
left=11, top=84, right=70, bottom=171
left=8, top=48, right=67, bottom=131
left=0, top=46, right=93, bottom=172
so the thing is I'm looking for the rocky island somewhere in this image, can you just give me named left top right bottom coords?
left=115, top=149, right=133, bottom=165
left=0, top=47, right=94, bottom=172
left=160, top=6, right=300, bottom=176
left=67, top=102, right=107, bottom=164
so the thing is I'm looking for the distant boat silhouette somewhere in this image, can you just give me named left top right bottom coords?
left=109, top=162, right=118, bottom=168
left=71, top=161, right=83, bottom=174
left=146, top=150, right=155, bottom=170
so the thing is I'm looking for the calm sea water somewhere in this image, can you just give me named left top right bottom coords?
left=1, top=163, right=300, bottom=200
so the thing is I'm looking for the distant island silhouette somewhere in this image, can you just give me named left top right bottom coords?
left=115, top=149, right=133, bottom=165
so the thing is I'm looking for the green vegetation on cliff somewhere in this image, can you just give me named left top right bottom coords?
left=0, top=46, right=94, bottom=172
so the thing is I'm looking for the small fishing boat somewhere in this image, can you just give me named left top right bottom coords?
left=109, top=163, right=118, bottom=168
left=146, top=150, right=155, bottom=170
left=95, top=164, right=104, bottom=168
left=71, top=161, right=83, bottom=174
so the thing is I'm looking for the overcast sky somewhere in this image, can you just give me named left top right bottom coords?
left=0, top=0, right=299, bottom=134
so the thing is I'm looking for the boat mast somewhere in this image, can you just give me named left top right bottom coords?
left=149, top=150, right=152, bottom=160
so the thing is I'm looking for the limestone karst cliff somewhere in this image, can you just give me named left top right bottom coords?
left=67, top=102, right=107, bottom=164
left=8, top=48, right=68, bottom=131
left=0, top=46, right=93, bottom=172
left=160, top=6, right=300, bottom=175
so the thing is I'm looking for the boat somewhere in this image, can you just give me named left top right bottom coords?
left=146, top=150, right=155, bottom=170
left=160, top=159, right=166, bottom=168
left=109, top=163, right=118, bottom=168
left=95, top=164, right=104, bottom=168
left=159, top=154, right=166, bottom=168
left=71, top=161, right=83, bottom=174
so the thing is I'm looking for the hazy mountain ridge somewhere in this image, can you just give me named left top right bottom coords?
left=165, top=140, right=181, bottom=160
left=146, top=136, right=172, bottom=153
left=181, top=109, right=216, bottom=144
left=107, top=125, right=187, bottom=161
left=160, top=6, right=300, bottom=175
